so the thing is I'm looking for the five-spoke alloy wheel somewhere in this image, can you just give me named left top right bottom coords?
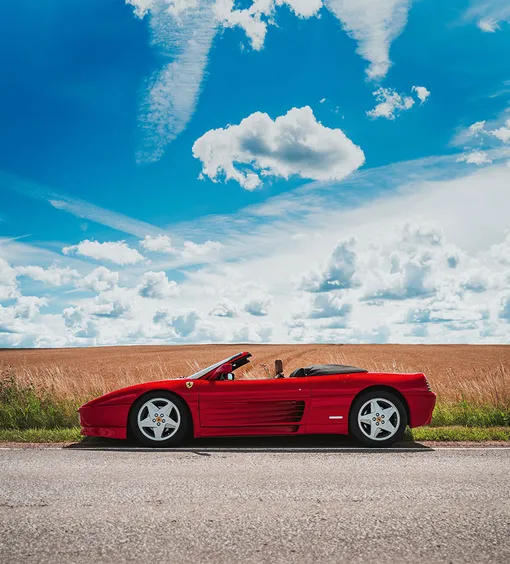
left=349, top=390, right=407, bottom=447
left=130, top=391, right=189, bottom=447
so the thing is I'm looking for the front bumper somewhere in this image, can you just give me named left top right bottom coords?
left=79, top=403, right=131, bottom=440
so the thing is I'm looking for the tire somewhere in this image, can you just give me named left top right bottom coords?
left=129, top=391, right=190, bottom=447
left=349, top=389, right=407, bottom=447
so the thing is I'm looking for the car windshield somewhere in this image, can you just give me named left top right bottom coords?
left=185, top=353, right=244, bottom=380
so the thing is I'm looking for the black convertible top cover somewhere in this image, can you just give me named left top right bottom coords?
left=289, top=364, right=368, bottom=378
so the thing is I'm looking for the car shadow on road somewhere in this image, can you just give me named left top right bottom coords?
left=66, top=434, right=433, bottom=453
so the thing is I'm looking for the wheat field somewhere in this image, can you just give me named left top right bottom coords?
left=1, top=344, right=509, bottom=407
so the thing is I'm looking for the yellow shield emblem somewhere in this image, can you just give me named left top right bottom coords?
left=186, top=381, right=194, bottom=389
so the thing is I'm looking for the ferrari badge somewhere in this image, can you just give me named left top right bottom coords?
left=186, top=381, right=194, bottom=389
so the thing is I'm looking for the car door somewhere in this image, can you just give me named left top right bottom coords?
left=306, top=375, right=351, bottom=433
left=198, top=378, right=311, bottom=430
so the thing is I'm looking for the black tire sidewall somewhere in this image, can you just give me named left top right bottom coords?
left=349, top=390, right=407, bottom=447
left=129, top=391, right=190, bottom=447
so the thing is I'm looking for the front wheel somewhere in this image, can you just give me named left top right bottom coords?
left=349, top=390, right=407, bottom=447
left=130, top=391, right=190, bottom=447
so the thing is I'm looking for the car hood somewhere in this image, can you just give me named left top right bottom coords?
left=79, top=378, right=188, bottom=410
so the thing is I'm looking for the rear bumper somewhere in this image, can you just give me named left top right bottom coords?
left=406, top=391, right=437, bottom=428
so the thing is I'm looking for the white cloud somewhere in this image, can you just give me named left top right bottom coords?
left=306, top=293, right=352, bottom=319
left=477, top=18, right=500, bottom=32
left=214, top=0, right=323, bottom=50
left=466, top=1, right=510, bottom=32
left=490, top=232, right=510, bottom=264
left=13, top=296, right=49, bottom=319
left=0, top=258, right=19, bottom=301
left=468, top=120, right=486, bottom=136
left=7, top=158, right=510, bottom=347
left=77, top=267, right=119, bottom=293
left=138, top=271, right=179, bottom=299
left=126, top=0, right=154, bottom=18
left=181, top=240, right=223, bottom=259
left=210, top=298, right=239, bottom=318
left=232, top=321, right=273, bottom=343
left=16, top=265, right=80, bottom=287
left=367, top=87, right=415, bottom=120
left=134, top=0, right=218, bottom=163
left=490, top=119, right=510, bottom=143
left=244, top=295, right=272, bottom=316
left=193, top=106, right=365, bottom=189
left=62, top=240, right=145, bottom=265
left=140, top=234, right=175, bottom=253
left=169, top=309, right=200, bottom=337
left=324, top=0, right=412, bottom=80
left=301, top=238, right=359, bottom=292
left=456, top=150, right=492, bottom=166
left=412, top=85, right=430, bottom=104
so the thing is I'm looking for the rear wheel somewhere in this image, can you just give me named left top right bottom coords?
left=349, top=390, right=407, bottom=447
left=130, top=391, right=190, bottom=447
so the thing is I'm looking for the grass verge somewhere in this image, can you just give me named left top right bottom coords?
left=0, top=426, right=509, bottom=443
left=0, top=427, right=82, bottom=443
left=406, top=426, right=510, bottom=442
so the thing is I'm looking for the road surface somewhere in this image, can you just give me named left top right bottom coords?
left=1, top=444, right=509, bottom=563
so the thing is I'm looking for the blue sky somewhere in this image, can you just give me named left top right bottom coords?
left=1, top=0, right=510, bottom=347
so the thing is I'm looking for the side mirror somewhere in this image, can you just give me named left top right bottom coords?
left=227, top=373, right=235, bottom=381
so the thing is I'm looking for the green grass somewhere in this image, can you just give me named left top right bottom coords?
left=1, top=372, right=510, bottom=443
left=0, top=427, right=82, bottom=443
left=0, top=426, right=509, bottom=444
left=406, top=426, right=510, bottom=442
left=0, top=371, right=80, bottom=430
left=430, top=401, right=510, bottom=427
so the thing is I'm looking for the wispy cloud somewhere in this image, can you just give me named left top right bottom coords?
left=324, top=0, right=413, bottom=80
left=0, top=170, right=164, bottom=238
left=134, top=0, right=218, bottom=163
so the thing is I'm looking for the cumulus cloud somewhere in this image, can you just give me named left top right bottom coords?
left=155, top=309, right=201, bottom=337
left=490, top=119, right=510, bottom=143
left=89, top=290, right=134, bottom=319
left=456, top=150, right=492, bottom=166
left=181, top=240, right=223, bottom=259
left=13, top=296, right=49, bottom=319
left=62, top=240, right=145, bottom=265
left=77, top=267, right=119, bottom=293
left=244, top=296, right=272, bottom=316
left=232, top=322, right=273, bottom=343
left=210, top=298, right=239, bottom=318
left=140, top=234, right=174, bottom=253
left=214, top=0, right=322, bottom=50
left=324, top=0, right=412, bottom=80
left=306, top=293, right=352, bottom=319
left=367, top=87, right=415, bottom=120
left=412, top=85, right=430, bottom=104
left=499, top=295, right=510, bottom=321
left=301, top=238, right=359, bottom=292
left=128, top=0, right=412, bottom=162
left=0, top=258, right=20, bottom=301
left=16, top=265, right=80, bottom=286
left=138, top=271, right=179, bottom=299
left=193, top=106, right=365, bottom=190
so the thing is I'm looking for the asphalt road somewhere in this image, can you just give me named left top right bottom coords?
left=1, top=445, right=509, bottom=563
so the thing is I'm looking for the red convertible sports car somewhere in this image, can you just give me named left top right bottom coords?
left=79, top=352, right=436, bottom=448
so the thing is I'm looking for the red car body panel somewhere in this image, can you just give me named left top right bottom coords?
left=78, top=352, right=436, bottom=441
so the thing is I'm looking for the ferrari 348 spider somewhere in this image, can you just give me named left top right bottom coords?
left=79, top=352, right=436, bottom=448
